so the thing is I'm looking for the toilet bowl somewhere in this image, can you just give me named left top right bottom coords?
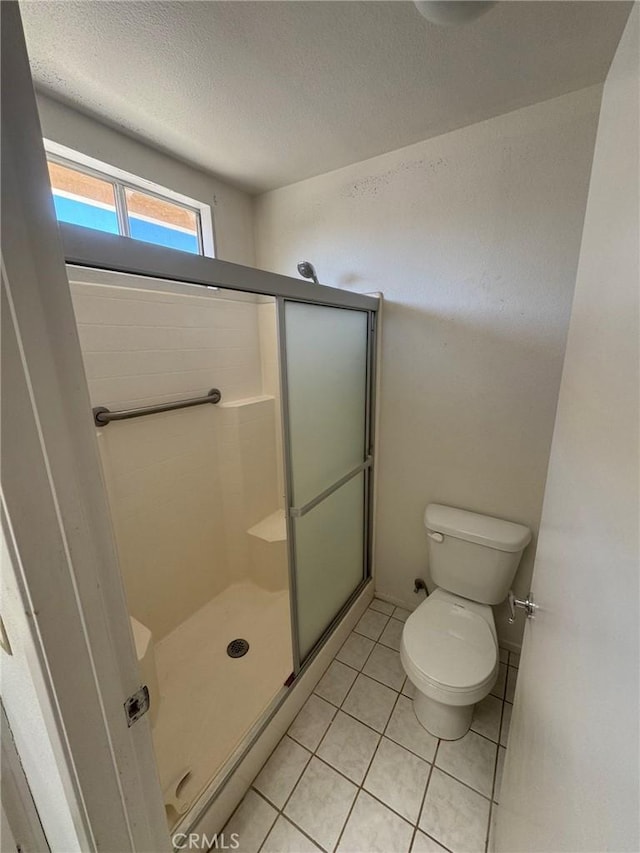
left=400, top=588, right=498, bottom=739
left=400, top=503, right=531, bottom=740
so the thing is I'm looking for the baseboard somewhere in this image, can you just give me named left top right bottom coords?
left=372, top=589, right=423, bottom=611
left=189, top=579, right=374, bottom=840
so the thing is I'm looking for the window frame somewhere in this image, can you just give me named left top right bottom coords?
left=44, top=140, right=215, bottom=257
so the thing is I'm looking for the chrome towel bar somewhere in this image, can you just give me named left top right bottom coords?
left=92, top=388, right=222, bottom=427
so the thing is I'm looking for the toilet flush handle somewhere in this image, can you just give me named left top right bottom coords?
left=507, top=590, right=538, bottom=623
left=427, top=531, right=444, bottom=543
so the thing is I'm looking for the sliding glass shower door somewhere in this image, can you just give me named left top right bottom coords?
left=282, top=301, right=373, bottom=664
left=57, top=220, right=378, bottom=835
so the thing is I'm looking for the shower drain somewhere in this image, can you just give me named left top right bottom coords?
left=227, top=638, right=250, bottom=658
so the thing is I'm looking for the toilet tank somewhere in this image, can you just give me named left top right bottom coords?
left=424, top=504, right=531, bottom=605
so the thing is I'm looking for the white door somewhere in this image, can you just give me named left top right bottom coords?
left=1, top=5, right=169, bottom=850
left=495, top=8, right=639, bottom=852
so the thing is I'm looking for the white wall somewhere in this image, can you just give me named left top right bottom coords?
left=496, top=7, right=639, bottom=850
left=69, top=273, right=282, bottom=640
left=255, top=86, right=602, bottom=647
left=36, top=94, right=256, bottom=267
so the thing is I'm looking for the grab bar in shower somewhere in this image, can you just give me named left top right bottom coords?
left=92, top=388, right=222, bottom=427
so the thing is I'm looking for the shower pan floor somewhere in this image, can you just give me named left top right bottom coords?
left=151, top=580, right=292, bottom=825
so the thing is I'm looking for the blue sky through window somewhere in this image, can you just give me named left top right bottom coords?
left=53, top=194, right=119, bottom=234
left=52, top=193, right=199, bottom=254
left=129, top=215, right=199, bottom=254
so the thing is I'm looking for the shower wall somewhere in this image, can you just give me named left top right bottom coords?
left=70, top=274, right=284, bottom=641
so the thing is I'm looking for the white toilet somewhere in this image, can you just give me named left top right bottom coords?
left=400, top=504, right=531, bottom=740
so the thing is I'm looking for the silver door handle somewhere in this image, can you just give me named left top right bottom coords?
left=507, top=590, right=537, bottom=624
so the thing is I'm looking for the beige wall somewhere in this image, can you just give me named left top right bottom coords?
left=69, top=273, right=282, bottom=640
left=36, top=94, right=256, bottom=267
left=255, top=86, right=602, bottom=648
left=497, top=8, right=639, bottom=850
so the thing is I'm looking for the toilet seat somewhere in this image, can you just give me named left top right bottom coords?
left=401, top=595, right=497, bottom=704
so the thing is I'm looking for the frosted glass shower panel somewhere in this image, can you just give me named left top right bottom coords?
left=284, top=302, right=368, bottom=507
left=294, top=474, right=365, bottom=660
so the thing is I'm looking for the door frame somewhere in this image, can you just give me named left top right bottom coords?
left=1, top=4, right=170, bottom=850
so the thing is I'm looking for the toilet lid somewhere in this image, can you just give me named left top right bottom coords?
left=403, top=598, right=496, bottom=690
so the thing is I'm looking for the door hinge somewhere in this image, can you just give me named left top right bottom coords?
left=124, top=685, right=149, bottom=727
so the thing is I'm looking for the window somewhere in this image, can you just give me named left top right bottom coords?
left=44, top=142, right=214, bottom=256
left=47, top=161, right=119, bottom=235
left=124, top=188, right=200, bottom=254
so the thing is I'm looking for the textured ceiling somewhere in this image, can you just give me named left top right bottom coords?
left=20, top=1, right=631, bottom=193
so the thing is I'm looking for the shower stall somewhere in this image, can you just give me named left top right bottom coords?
left=61, top=224, right=379, bottom=836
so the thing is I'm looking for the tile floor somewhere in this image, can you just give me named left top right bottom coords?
left=223, top=599, right=519, bottom=853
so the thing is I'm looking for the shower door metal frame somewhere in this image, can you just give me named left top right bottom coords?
left=61, top=224, right=378, bottom=672
left=59, top=223, right=379, bottom=831
left=60, top=223, right=378, bottom=311
left=60, top=224, right=379, bottom=672
left=277, top=298, right=377, bottom=675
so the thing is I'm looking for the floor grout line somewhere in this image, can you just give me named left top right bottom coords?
left=314, top=640, right=505, bottom=792
left=486, top=802, right=494, bottom=853
left=233, top=626, right=518, bottom=853
left=235, top=787, right=279, bottom=853
left=432, top=763, right=496, bottom=803
left=380, top=684, right=404, bottom=739
left=347, top=627, right=379, bottom=671
left=268, top=675, right=433, bottom=849
left=254, top=750, right=327, bottom=853
left=257, top=736, right=497, bottom=853
left=266, top=806, right=328, bottom=853
left=315, top=659, right=405, bottom=706
left=330, top=716, right=386, bottom=853
left=485, top=696, right=506, bottom=852
left=423, top=831, right=455, bottom=853
left=352, top=627, right=389, bottom=643
left=469, top=726, right=503, bottom=746
left=368, top=600, right=397, bottom=617
left=408, top=737, right=440, bottom=852
left=314, top=746, right=419, bottom=827
left=295, top=680, right=432, bottom=767
left=270, top=745, right=422, bottom=850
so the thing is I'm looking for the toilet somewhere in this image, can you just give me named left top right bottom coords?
left=400, top=504, right=531, bottom=740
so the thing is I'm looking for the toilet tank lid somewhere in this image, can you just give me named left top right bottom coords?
left=424, top=504, right=531, bottom=553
